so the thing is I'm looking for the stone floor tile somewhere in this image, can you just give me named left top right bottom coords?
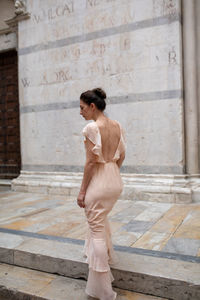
left=182, top=210, right=200, bottom=227
left=60, top=208, right=86, bottom=221
left=134, top=204, right=171, bottom=222
left=121, top=221, right=155, bottom=233
left=162, top=237, right=200, bottom=256
left=38, top=221, right=81, bottom=237
left=0, top=219, right=36, bottom=230
left=131, top=231, right=171, bottom=251
left=28, top=204, right=76, bottom=221
left=0, top=192, right=200, bottom=258
left=24, top=221, right=61, bottom=233
left=149, top=205, right=191, bottom=234
left=174, top=225, right=200, bottom=239
left=0, top=217, right=23, bottom=226
left=113, top=199, right=136, bottom=210
left=112, top=231, right=141, bottom=246
left=110, top=204, right=147, bottom=223
left=0, top=232, right=27, bottom=248
left=110, top=221, right=125, bottom=234
left=64, top=221, right=88, bottom=239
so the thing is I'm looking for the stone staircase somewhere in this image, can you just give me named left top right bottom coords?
left=0, top=229, right=199, bottom=300
left=0, top=263, right=169, bottom=300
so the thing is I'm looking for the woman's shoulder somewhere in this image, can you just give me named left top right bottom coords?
left=110, top=119, right=122, bottom=130
left=82, top=122, right=98, bottom=137
left=83, top=122, right=97, bottom=131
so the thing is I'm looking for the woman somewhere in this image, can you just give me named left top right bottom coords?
left=77, top=88, right=126, bottom=300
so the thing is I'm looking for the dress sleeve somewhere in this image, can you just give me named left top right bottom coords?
left=82, top=123, right=102, bottom=157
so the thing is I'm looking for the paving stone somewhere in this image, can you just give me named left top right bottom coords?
left=163, top=237, right=200, bottom=256
left=132, top=231, right=171, bottom=250
left=174, top=224, right=200, bottom=239
left=0, top=232, right=25, bottom=248
left=112, top=231, right=142, bottom=246
left=110, top=204, right=148, bottom=223
left=0, top=191, right=200, bottom=258
left=0, top=219, right=37, bottom=230
left=37, top=220, right=82, bottom=237
left=149, top=205, right=191, bottom=233
left=121, top=220, right=155, bottom=233
left=134, top=203, right=172, bottom=222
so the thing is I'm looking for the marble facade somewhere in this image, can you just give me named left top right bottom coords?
left=0, top=0, right=200, bottom=202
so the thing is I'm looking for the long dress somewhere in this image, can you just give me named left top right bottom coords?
left=82, top=120, right=126, bottom=300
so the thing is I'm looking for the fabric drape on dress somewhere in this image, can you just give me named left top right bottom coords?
left=82, top=121, right=126, bottom=300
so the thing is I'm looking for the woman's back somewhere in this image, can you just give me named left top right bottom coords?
left=96, top=119, right=121, bottom=162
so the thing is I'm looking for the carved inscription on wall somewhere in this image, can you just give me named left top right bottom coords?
left=163, top=0, right=177, bottom=15
left=168, top=47, right=177, bottom=65
left=21, top=77, right=30, bottom=87
left=33, top=1, right=74, bottom=23
left=153, top=0, right=177, bottom=17
left=86, top=0, right=116, bottom=8
left=32, top=0, right=118, bottom=23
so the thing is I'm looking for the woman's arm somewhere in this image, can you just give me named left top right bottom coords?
left=116, top=151, right=125, bottom=168
left=77, top=138, right=97, bottom=208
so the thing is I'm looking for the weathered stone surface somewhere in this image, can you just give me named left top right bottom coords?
left=0, top=231, right=198, bottom=300
left=0, top=32, right=17, bottom=52
left=121, top=220, right=155, bottom=233
left=163, top=237, right=200, bottom=256
left=12, top=171, right=197, bottom=203
left=15, top=0, right=185, bottom=189
left=0, top=263, right=169, bottom=300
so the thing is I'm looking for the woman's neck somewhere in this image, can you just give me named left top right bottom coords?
left=92, top=111, right=107, bottom=122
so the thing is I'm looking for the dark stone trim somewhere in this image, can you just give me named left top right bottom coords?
left=0, top=228, right=199, bottom=263
left=20, top=89, right=183, bottom=114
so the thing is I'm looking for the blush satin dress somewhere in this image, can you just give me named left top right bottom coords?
left=82, top=121, right=126, bottom=300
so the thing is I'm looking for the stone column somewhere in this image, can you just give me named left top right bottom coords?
left=182, top=0, right=199, bottom=174
left=196, top=0, right=200, bottom=167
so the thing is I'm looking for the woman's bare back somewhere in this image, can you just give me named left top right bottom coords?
left=96, top=119, right=121, bottom=162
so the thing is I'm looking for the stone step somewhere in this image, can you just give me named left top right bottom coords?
left=0, top=263, right=169, bottom=300
left=0, top=179, right=12, bottom=186
left=0, top=231, right=199, bottom=300
left=0, top=179, right=11, bottom=192
left=11, top=171, right=198, bottom=203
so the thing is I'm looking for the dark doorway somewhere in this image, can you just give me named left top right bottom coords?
left=0, top=50, right=21, bottom=179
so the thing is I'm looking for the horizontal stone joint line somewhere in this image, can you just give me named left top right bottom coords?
left=20, top=89, right=183, bottom=114
left=20, top=163, right=185, bottom=174
left=0, top=227, right=199, bottom=264
left=18, top=13, right=181, bottom=56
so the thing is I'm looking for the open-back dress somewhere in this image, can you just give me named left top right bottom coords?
left=82, top=120, right=126, bottom=300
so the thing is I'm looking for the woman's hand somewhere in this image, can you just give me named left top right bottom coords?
left=77, top=192, right=85, bottom=208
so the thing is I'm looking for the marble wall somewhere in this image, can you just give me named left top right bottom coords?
left=18, top=0, right=184, bottom=174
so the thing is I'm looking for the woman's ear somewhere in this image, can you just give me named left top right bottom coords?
left=90, top=103, right=96, bottom=111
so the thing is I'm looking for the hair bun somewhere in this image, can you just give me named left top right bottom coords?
left=92, top=88, right=106, bottom=100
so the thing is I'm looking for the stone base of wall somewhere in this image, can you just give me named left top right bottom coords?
left=11, top=171, right=200, bottom=203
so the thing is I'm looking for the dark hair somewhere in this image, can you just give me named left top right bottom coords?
left=80, top=88, right=106, bottom=111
